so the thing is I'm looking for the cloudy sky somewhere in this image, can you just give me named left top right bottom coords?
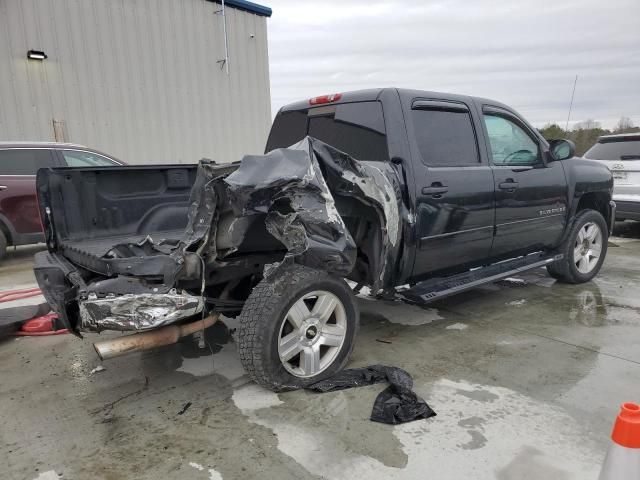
left=265, top=0, right=640, bottom=129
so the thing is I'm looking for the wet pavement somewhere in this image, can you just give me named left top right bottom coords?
left=1, top=223, right=639, bottom=479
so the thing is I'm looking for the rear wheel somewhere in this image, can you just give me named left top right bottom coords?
left=237, top=265, right=358, bottom=391
left=547, top=209, right=608, bottom=283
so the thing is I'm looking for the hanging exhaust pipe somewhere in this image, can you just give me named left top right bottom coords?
left=93, top=314, right=219, bottom=360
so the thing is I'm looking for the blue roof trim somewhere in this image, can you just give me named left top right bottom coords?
left=210, top=0, right=272, bottom=17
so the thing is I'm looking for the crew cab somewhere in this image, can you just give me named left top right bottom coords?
left=34, top=88, right=614, bottom=391
left=0, top=142, right=122, bottom=260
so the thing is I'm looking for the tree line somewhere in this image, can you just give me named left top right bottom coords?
left=538, top=116, right=639, bottom=156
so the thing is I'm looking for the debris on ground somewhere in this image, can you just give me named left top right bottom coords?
left=498, top=277, right=527, bottom=287
left=90, top=365, right=106, bottom=375
left=308, top=365, right=436, bottom=425
left=446, top=323, right=469, bottom=330
left=177, top=401, right=192, bottom=415
left=375, top=339, right=393, bottom=344
left=506, top=299, right=528, bottom=307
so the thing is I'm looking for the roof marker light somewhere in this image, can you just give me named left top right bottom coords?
left=309, top=93, right=342, bottom=105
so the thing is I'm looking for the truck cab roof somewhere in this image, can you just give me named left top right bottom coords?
left=279, top=87, right=516, bottom=116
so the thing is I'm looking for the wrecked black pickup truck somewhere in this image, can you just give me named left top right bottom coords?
left=34, top=88, right=615, bottom=390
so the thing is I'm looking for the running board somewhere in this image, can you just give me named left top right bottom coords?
left=399, top=252, right=562, bottom=305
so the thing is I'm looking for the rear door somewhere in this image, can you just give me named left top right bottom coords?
left=0, top=148, right=58, bottom=238
left=481, top=106, right=569, bottom=258
left=407, top=99, right=495, bottom=277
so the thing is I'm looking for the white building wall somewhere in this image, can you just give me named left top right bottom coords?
left=0, top=0, right=271, bottom=164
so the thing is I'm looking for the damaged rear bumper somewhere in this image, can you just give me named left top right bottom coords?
left=79, top=290, right=203, bottom=332
left=34, top=250, right=203, bottom=333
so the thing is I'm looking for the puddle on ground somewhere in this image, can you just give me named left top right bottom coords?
left=230, top=378, right=601, bottom=480
left=357, top=297, right=443, bottom=326
left=32, top=471, right=59, bottom=480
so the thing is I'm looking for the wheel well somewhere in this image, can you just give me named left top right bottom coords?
left=0, top=220, right=12, bottom=245
left=576, top=192, right=610, bottom=231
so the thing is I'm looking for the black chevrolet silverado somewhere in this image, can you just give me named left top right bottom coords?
left=34, top=88, right=615, bottom=390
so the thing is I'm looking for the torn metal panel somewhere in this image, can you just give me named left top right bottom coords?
left=78, top=290, right=204, bottom=332
left=224, top=138, right=358, bottom=277
left=306, top=139, right=403, bottom=288
left=222, top=137, right=402, bottom=287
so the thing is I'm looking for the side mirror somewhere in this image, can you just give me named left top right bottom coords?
left=549, top=139, right=575, bottom=161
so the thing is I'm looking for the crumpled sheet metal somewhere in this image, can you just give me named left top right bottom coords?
left=307, top=140, right=402, bottom=287
left=78, top=291, right=204, bottom=332
left=223, top=137, right=402, bottom=284
left=224, top=139, right=357, bottom=276
left=308, top=364, right=436, bottom=425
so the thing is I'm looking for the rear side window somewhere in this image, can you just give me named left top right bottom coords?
left=62, top=150, right=118, bottom=166
left=266, top=102, right=389, bottom=162
left=411, top=107, right=479, bottom=166
left=584, top=139, right=640, bottom=160
left=0, top=149, right=54, bottom=175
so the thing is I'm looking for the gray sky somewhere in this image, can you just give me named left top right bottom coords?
left=265, top=0, right=640, bottom=129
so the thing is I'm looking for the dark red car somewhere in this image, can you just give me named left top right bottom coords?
left=0, top=142, right=122, bottom=260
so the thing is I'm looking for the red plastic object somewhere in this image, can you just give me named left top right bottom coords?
left=13, top=313, right=68, bottom=336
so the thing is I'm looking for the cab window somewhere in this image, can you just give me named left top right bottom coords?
left=483, top=114, right=540, bottom=166
left=266, top=102, right=389, bottom=162
left=411, top=106, right=479, bottom=166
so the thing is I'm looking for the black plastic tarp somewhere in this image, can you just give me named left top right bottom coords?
left=308, top=365, right=436, bottom=425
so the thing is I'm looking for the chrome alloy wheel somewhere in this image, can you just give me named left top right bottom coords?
left=573, top=221, right=603, bottom=274
left=277, top=291, right=347, bottom=378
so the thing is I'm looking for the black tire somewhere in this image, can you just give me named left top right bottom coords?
left=237, top=265, right=359, bottom=392
left=547, top=209, right=608, bottom=284
left=0, top=230, right=7, bottom=261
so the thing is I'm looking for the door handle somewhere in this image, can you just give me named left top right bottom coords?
left=0, top=186, right=7, bottom=191
left=498, top=181, right=519, bottom=190
left=422, top=184, right=449, bottom=196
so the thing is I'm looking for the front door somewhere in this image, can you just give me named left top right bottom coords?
left=481, top=107, right=569, bottom=258
left=409, top=99, right=495, bottom=278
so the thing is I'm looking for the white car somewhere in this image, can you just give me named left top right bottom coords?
left=584, top=133, right=640, bottom=221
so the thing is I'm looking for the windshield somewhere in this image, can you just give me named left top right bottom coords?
left=584, top=139, right=640, bottom=160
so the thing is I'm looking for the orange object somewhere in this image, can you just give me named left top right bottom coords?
left=611, top=403, right=640, bottom=449
left=13, top=313, right=69, bottom=336
left=20, top=313, right=58, bottom=333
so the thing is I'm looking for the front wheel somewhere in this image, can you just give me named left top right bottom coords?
left=547, top=209, right=608, bottom=284
left=237, top=265, right=359, bottom=391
